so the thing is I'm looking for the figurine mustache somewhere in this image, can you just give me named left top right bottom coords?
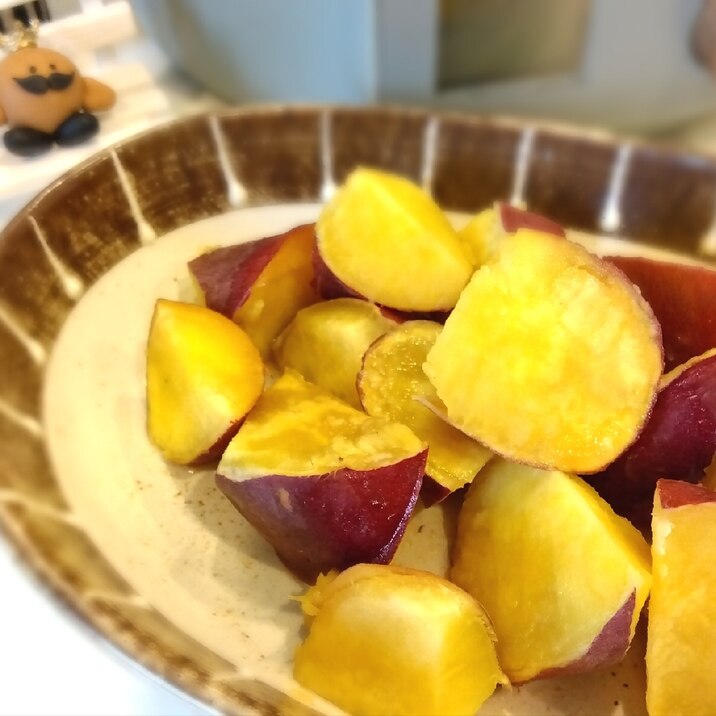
left=13, top=71, right=75, bottom=95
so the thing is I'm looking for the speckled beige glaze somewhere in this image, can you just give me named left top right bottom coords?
left=1, top=106, right=716, bottom=715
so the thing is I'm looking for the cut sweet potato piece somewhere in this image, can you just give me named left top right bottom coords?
left=310, top=243, right=361, bottom=302
left=312, top=247, right=451, bottom=324
left=425, top=229, right=663, bottom=473
left=459, top=202, right=565, bottom=268
left=499, top=202, right=566, bottom=236
left=294, top=564, right=507, bottom=716
left=189, top=224, right=318, bottom=356
left=606, top=255, right=716, bottom=371
left=273, top=298, right=396, bottom=409
left=146, top=299, right=264, bottom=465
left=588, top=350, right=716, bottom=519
left=451, top=459, right=651, bottom=684
left=357, top=321, right=492, bottom=503
left=646, top=480, right=716, bottom=715
left=216, top=371, right=426, bottom=582
left=316, top=168, right=473, bottom=312
left=458, top=206, right=504, bottom=269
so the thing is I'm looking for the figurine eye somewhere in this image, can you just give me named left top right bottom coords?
left=29, top=65, right=37, bottom=74
left=49, top=63, right=56, bottom=71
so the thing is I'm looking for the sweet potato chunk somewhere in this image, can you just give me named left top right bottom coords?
left=316, top=168, right=473, bottom=312
left=425, top=229, right=663, bottom=473
left=458, top=206, right=501, bottom=268
left=189, top=224, right=318, bottom=356
left=588, top=350, right=716, bottom=520
left=274, top=298, right=396, bottom=409
left=146, top=299, right=264, bottom=465
left=311, top=247, right=451, bottom=324
left=294, top=564, right=507, bottom=716
left=646, top=480, right=716, bottom=715
left=358, top=321, right=492, bottom=503
left=451, top=459, right=651, bottom=684
left=606, top=255, right=716, bottom=371
left=459, top=203, right=565, bottom=268
left=216, top=371, right=426, bottom=582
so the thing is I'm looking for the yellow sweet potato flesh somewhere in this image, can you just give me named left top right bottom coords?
left=358, top=321, right=492, bottom=494
left=451, top=459, right=651, bottom=683
left=146, top=299, right=264, bottom=464
left=221, top=370, right=424, bottom=478
left=425, top=229, right=662, bottom=473
left=646, top=491, right=716, bottom=715
left=274, top=298, right=395, bottom=409
left=234, top=227, right=318, bottom=356
left=294, top=564, right=507, bottom=716
left=458, top=206, right=501, bottom=268
left=316, top=168, right=473, bottom=311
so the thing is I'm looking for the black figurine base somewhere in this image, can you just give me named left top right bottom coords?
left=4, top=111, right=100, bottom=157
left=3, top=125, right=53, bottom=157
left=55, top=111, right=99, bottom=147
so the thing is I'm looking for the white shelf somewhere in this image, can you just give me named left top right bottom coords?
left=0, top=1, right=225, bottom=209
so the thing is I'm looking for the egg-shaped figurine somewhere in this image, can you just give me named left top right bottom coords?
left=0, top=21, right=116, bottom=157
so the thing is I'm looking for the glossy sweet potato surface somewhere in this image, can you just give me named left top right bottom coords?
left=425, top=229, right=663, bottom=473
left=451, top=459, right=651, bottom=684
left=274, top=298, right=396, bottom=409
left=294, top=564, right=507, bottom=716
left=358, top=320, right=492, bottom=503
left=459, top=202, right=565, bottom=268
left=216, top=371, right=426, bottom=582
left=189, top=223, right=318, bottom=356
left=146, top=299, right=264, bottom=465
left=316, top=168, right=473, bottom=312
left=647, top=480, right=716, bottom=715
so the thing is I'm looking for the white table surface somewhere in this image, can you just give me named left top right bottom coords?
left=0, top=542, right=213, bottom=716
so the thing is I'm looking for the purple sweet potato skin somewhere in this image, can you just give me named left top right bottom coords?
left=606, top=256, right=716, bottom=371
left=216, top=450, right=427, bottom=583
left=187, top=419, right=244, bottom=467
left=498, top=202, right=566, bottom=237
left=530, top=592, right=637, bottom=683
left=189, top=237, right=282, bottom=316
left=658, top=478, right=716, bottom=510
left=311, top=242, right=362, bottom=302
left=189, top=223, right=316, bottom=317
left=588, top=353, right=716, bottom=517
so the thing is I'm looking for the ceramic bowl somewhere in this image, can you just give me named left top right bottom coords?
left=1, top=105, right=716, bottom=716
